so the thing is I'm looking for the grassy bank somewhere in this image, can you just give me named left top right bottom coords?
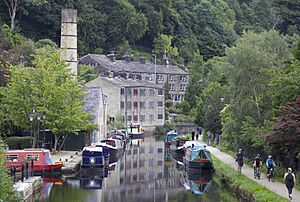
left=212, top=155, right=288, bottom=202
left=217, top=145, right=300, bottom=191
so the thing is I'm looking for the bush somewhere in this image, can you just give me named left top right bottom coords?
left=165, top=99, right=173, bottom=108
left=0, top=140, right=18, bottom=201
left=5, top=136, right=33, bottom=149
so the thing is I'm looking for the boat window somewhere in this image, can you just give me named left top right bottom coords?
left=44, top=152, right=54, bottom=165
left=27, top=154, right=39, bottom=162
left=6, top=154, right=18, bottom=162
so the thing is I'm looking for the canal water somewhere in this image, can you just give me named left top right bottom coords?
left=34, top=135, right=242, bottom=202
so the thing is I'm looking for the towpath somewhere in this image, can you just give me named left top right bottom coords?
left=199, top=138, right=300, bottom=201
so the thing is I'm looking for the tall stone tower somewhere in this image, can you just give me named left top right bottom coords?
left=60, top=9, right=77, bottom=75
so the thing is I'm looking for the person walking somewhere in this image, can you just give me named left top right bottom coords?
left=191, top=131, right=195, bottom=141
left=195, top=131, right=199, bottom=140
left=284, top=167, right=296, bottom=200
left=235, top=149, right=244, bottom=173
left=207, top=133, right=212, bottom=146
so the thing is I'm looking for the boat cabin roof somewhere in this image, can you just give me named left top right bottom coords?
left=83, top=146, right=103, bottom=152
left=6, top=149, right=50, bottom=154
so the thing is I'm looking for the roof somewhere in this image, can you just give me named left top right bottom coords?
left=80, top=54, right=188, bottom=75
left=86, top=76, right=164, bottom=89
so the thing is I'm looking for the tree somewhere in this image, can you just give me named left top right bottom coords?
left=0, top=140, right=18, bottom=201
left=153, top=34, right=179, bottom=63
left=267, top=96, right=300, bottom=169
left=2, top=0, right=46, bottom=30
left=1, top=47, right=94, bottom=151
left=78, top=64, right=97, bottom=84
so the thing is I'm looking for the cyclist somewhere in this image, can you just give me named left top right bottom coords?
left=266, top=155, right=276, bottom=181
left=235, top=149, right=244, bottom=173
left=253, top=154, right=262, bottom=179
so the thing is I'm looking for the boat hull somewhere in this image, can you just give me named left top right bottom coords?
left=8, top=163, right=62, bottom=173
left=183, top=157, right=213, bottom=172
left=170, top=148, right=185, bottom=162
left=129, top=132, right=144, bottom=139
left=108, top=148, right=124, bottom=163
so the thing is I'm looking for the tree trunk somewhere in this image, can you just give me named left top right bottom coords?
left=11, top=11, right=16, bottom=30
left=53, top=134, right=59, bottom=152
left=58, top=134, right=69, bottom=151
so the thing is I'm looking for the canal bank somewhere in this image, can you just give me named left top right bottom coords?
left=213, top=156, right=288, bottom=202
left=203, top=140, right=300, bottom=201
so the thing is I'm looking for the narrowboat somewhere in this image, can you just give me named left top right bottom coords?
left=101, top=138, right=124, bottom=163
left=127, top=124, right=144, bottom=139
left=94, top=143, right=110, bottom=166
left=6, top=149, right=62, bottom=174
left=184, top=170, right=213, bottom=195
left=165, top=130, right=177, bottom=146
left=81, top=146, right=106, bottom=168
left=170, top=136, right=190, bottom=161
left=117, top=129, right=130, bottom=143
left=107, top=133, right=126, bottom=148
left=183, top=144, right=213, bottom=172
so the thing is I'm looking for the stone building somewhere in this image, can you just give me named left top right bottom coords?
left=83, top=86, right=108, bottom=142
left=79, top=54, right=189, bottom=103
left=86, top=77, right=165, bottom=130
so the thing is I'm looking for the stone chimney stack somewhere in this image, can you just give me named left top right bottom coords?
left=162, top=53, right=169, bottom=67
left=60, top=9, right=77, bottom=75
left=122, top=52, right=131, bottom=63
left=139, top=54, right=146, bottom=64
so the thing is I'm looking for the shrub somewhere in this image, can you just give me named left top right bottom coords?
left=5, top=136, right=33, bottom=149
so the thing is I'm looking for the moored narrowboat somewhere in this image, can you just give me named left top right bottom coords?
left=101, top=138, right=124, bottom=163
left=170, top=136, right=190, bottom=161
left=165, top=130, right=177, bottom=146
left=94, top=143, right=110, bottom=166
left=183, top=144, right=213, bottom=172
left=6, top=149, right=62, bottom=174
left=127, top=124, right=144, bottom=139
left=81, top=146, right=105, bottom=168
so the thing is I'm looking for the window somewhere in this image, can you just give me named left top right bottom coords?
left=109, top=117, right=115, bottom=122
left=140, top=102, right=145, bottom=109
left=126, top=88, right=131, bottom=95
left=157, top=148, right=163, bottom=153
left=174, top=94, right=179, bottom=101
left=140, top=115, right=145, bottom=122
left=157, top=161, right=163, bottom=166
left=120, top=88, right=125, bottom=95
left=133, top=89, right=138, bottom=96
left=139, top=160, right=145, bottom=167
left=180, top=84, right=186, bottom=91
left=27, top=154, right=39, bottom=162
left=158, top=89, right=164, bottom=95
left=180, top=75, right=187, bottom=81
left=149, top=101, right=155, bottom=108
left=120, top=101, right=124, bottom=109
left=133, top=161, right=137, bottom=168
left=133, top=101, right=138, bottom=108
left=169, top=75, right=175, bottom=81
left=6, top=154, right=18, bottom=162
left=157, top=74, right=164, bottom=81
left=133, top=115, right=138, bottom=121
left=149, top=89, right=155, bottom=96
left=127, top=101, right=132, bottom=109
left=158, top=101, right=163, bottom=107
left=140, top=147, right=145, bottom=154
left=149, top=115, right=155, bottom=121
left=140, top=89, right=146, bottom=96
left=127, top=115, right=132, bottom=121
left=158, top=114, right=163, bottom=119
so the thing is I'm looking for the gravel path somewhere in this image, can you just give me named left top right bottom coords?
left=201, top=139, right=299, bottom=201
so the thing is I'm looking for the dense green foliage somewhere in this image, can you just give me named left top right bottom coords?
left=0, top=47, right=95, bottom=151
left=1, top=0, right=298, bottom=61
left=0, top=140, right=18, bottom=202
left=185, top=30, right=300, bottom=169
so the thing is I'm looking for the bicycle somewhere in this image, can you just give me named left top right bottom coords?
left=267, top=167, right=275, bottom=182
left=254, top=167, right=261, bottom=179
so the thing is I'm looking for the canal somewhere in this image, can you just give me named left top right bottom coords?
left=34, top=135, right=243, bottom=202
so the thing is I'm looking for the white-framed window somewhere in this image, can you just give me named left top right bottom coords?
left=158, top=114, right=163, bottom=119
left=158, top=89, right=164, bottom=95
left=158, top=101, right=163, bottom=107
left=6, top=154, right=18, bottom=162
left=180, top=75, right=187, bottom=81
left=27, top=154, right=39, bottom=162
left=168, top=75, right=175, bottom=81
left=149, top=89, right=155, bottom=96
left=140, top=89, right=146, bottom=96
left=140, top=101, right=145, bottom=109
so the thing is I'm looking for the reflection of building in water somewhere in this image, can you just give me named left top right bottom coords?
left=101, top=136, right=184, bottom=201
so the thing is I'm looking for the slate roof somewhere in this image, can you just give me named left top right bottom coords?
left=79, top=54, right=188, bottom=75
left=86, top=77, right=164, bottom=89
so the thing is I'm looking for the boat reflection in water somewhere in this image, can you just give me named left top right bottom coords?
left=183, top=170, right=213, bottom=195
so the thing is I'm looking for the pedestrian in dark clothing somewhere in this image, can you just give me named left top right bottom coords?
left=195, top=131, right=199, bottom=140
left=284, top=168, right=296, bottom=200
left=191, top=131, right=195, bottom=141
left=235, top=149, right=244, bottom=173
